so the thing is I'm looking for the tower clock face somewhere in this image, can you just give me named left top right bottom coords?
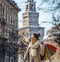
left=30, top=4, right=34, bottom=10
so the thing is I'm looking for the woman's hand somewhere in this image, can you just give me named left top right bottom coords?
left=24, top=54, right=27, bottom=60
left=50, top=54, right=55, bottom=60
left=41, top=42, right=47, bottom=45
left=24, top=47, right=29, bottom=60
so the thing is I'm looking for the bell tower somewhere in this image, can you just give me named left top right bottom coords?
left=19, top=0, right=44, bottom=40
left=23, top=0, right=39, bottom=27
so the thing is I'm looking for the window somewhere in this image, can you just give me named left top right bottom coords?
left=10, top=57, right=14, bottom=62
left=5, top=28, right=8, bottom=36
left=5, top=45, right=9, bottom=52
left=10, top=16, right=14, bottom=26
left=26, top=5, right=28, bottom=11
left=5, top=56, right=9, bottom=62
left=6, top=13, right=9, bottom=23
left=0, top=4, right=3, bottom=16
left=0, top=5, right=2, bottom=15
left=15, top=58, right=18, bottom=62
left=0, top=58, right=3, bottom=62
left=30, top=4, right=35, bottom=11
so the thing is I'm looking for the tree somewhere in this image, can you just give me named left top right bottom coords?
left=40, top=0, right=60, bottom=44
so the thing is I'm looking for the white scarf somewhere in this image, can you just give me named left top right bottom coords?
left=28, top=40, right=40, bottom=56
left=28, top=40, right=40, bottom=48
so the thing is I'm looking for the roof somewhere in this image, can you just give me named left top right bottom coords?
left=6, top=0, right=21, bottom=11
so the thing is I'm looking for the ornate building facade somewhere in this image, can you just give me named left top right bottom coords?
left=0, top=0, right=20, bottom=62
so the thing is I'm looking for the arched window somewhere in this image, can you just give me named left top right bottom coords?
left=26, top=5, right=28, bottom=11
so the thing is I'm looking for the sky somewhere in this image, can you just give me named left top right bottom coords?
left=14, top=0, right=54, bottom=37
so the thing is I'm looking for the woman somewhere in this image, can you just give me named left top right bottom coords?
left=24, top=33, right=45, bottom=62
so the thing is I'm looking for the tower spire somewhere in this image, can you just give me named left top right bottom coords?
left=27, top=0, right=34, bottom=2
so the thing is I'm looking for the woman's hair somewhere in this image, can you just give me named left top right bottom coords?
left=33, top=33, right=40, bottom=40
left=55, top=33, right=60, bottom=45
left=55, top=37, right=60, bottom=45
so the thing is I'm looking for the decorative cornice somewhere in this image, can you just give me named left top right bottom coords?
left=19, top=26, right=44, bottom=30
left=6, top=0, right=21, bottom=11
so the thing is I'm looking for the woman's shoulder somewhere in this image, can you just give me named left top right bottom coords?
left=36, top=40, right=40, bottom=44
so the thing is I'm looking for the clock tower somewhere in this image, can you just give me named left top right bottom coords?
left=19, top=0, right=44, bottom=41
left=23, top=0, right=39, bottom=27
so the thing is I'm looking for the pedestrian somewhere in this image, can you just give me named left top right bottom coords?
left=24, top=33, right=45, bottom=62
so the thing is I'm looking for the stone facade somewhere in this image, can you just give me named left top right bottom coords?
left=0, top=0, right=20, bottom=40
left=0, top=0, right=20, bottom=62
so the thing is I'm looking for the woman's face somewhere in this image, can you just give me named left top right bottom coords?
left=31, top=36, right=36, bottom=44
